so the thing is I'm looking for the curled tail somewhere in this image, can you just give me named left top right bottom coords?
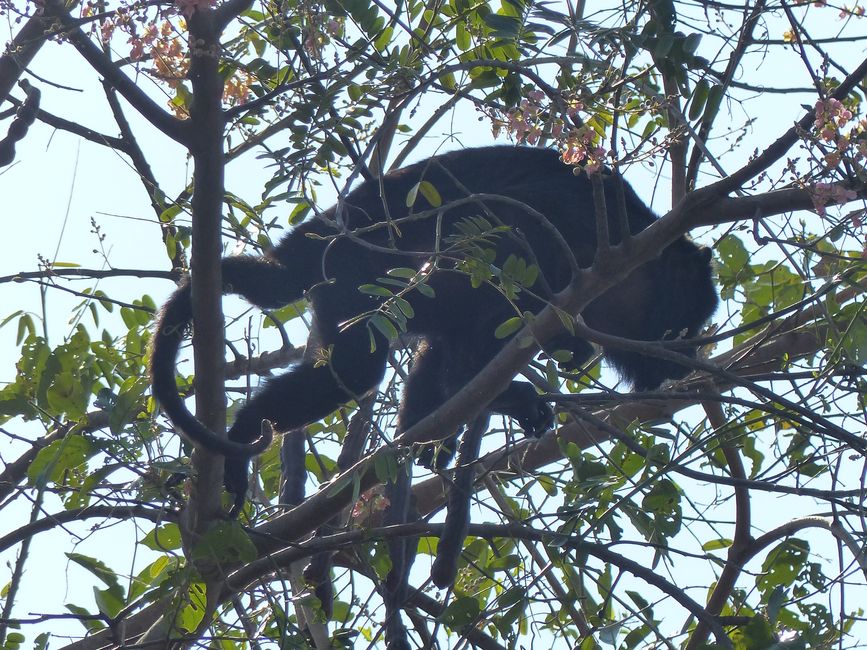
left=149, top=254, right=305, bottom=457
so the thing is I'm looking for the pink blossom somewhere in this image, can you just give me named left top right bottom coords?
left=811, top=181, right=858, bottom=216
left=326, top=18, right=341, bottom=36
left=815, top=99, right=826, bottom=116
left=100, top=19, right=115, bottom=43
left=176, top=0, right=214, bottom=19
left=566, top=101, right=583, bottom=117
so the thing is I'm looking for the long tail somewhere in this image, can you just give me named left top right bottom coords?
left=149, top=255, right=304, bottom=457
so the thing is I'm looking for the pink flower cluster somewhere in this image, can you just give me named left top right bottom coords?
left=561, top=125, right=606, bottom=172
left=811, top=182, right=858, bottom=216
left=808, top=98, right=866, bottom=216
left=815, top=98, right=853, bottom=140
left=839, top=4, right=865, bottom=17
left=812, top=97, right=867, bottom=168
left=504, top=89, right=546, bottom=145
left=176, top=0, right=215, bottom=19
left=499, top=90, right=606, bottom=170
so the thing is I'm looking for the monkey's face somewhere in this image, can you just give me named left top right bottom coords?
left=586, top=240, right=718, bottom=390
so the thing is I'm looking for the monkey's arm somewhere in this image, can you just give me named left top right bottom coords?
left=488, top=381, right=553, bottom=437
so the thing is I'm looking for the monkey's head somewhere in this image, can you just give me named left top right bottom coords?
left=597, top=237, right=718, bottom=391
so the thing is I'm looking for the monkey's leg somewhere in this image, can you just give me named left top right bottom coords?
left=430, top=412, right=490, bottom=589
left=382, top=464, right=416, bottom=650
left=441, top=323, right=554, bottom=439
left=379, top=339, right=452, bottom=649
left=400, top=339, right=460, bottom=469
left=303, top=399, right=375, bottom=619
left=225, top=323, right=389, bottom=507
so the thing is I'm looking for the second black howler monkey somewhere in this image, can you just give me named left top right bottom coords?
left=150, top=146, right=718, bottom=510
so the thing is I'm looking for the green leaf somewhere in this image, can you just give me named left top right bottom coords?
left=417, top=536, right=438, bottom=556
left=130, top=556, right=177, bottom=601
left=373, top=451, right=399, bottom=484
left=190, top=520, right=258, bottom=564
left=373, top=25, right=394, bottom=52
left=120, top=307, right=138, bottom=330
left=757, top=538, right=809, bottom=596
left=158, top=204, right=183, bottom=224
left=456, top=22, right=471, bottom=50
left=94, top=585, right=124, bottom=618
left=703, top=83, right=724, bottom=122
left=483, top=13, right=521, bottom=37
left=359, top=284, right=394, bottom=297
left=175, top=582, right=207, bottom=633
left=494, top=316, right=523, bottom=339
left=67, top=553, right=125, bottom=601
left=141, top=524, right=183, bottom=551
left=683, top=32, right=701, bottom=54
left=393, top=297, right=415, bottom=319
left=65, top=604, right=105, bottom=632
left=369, top=314, right=400, bottom=341
left=405, top=183, right=419, bottom=207
left=110, top=377, right=148, bottom=434
left=440, top=596, right=482, bottom=627
left=702, top=537, right=733, bottom=551
left=29, top=437, right=93, bottom=486
left=289, top=201, right=310, bottom=225
left=387, top=267, right=419, bottom=279
left=641, top=478, right=680, bottom=514
left=418, top=180, right=442, bottom=207
left=654, top=33, right=674, bottom=58
left=766, top=585, right=786, bottom=624
left=689, top=78, right=710, bottom=121
left=416, top=282, right=436, bottom=298
left=16, top=313, right=35, bottom=345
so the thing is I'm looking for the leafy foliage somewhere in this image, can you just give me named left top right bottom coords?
left=1, top=0, right=866, bottom=649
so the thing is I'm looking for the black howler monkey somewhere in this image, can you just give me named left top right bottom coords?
left=150, top=146, right=718, bottom=510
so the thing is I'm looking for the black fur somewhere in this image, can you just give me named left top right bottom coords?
left=430, top=413, right=489, bottom=589
left=150, top=146, right=718, bottom=507
left=0, top=81, right=40, bottom=167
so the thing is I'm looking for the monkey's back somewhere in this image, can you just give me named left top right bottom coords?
left=270, top=147, right=663, bottom=302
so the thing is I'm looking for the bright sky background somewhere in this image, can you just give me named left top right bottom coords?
left=1, top=3, right=865, bottom=646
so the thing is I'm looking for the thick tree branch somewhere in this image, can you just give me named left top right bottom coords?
left=0, top=15, right=49, bottom=104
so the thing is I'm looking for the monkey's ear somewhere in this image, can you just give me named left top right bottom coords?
left=697, top=246, right=713, bottom=263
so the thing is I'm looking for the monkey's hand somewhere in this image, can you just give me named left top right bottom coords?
left=544, top=335, right=594, bottom=373
left=224, top=456, right=250, bottom=516
left=491, top=382, right=554, bottom=438
left=517, top=397, right=554, bottom=437
left=417, top=432, right=459, bottom=470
